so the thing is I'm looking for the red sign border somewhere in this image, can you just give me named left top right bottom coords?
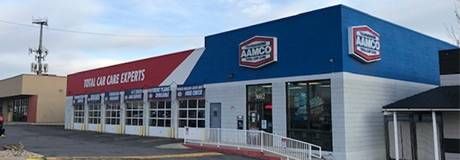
left=349, top=25, right=381, bottom=63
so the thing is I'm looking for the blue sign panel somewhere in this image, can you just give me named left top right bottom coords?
left=72, top=96, right=85, bottom=105
left=148, top=86, right=171, bottom=100
left=104, top=91, right=121, bottom=103
left=87, top=93, right=102, bottom=104
left=177, top=85, right=205, bottom=99
left=124, top=89, right=144, bottom=101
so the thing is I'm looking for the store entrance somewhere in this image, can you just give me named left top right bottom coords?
left=11, top=98, right=28, bottom=122
left=246, top=84, right=272, bottom=133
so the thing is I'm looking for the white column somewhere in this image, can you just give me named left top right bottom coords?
left=84, top=98, right=89, bottom=130
left=143, top=90, right=149, bottom=136
left=100, top=93, right=106, bottom=132
left=432, top=111, right=440, bottom=160
left=171, top=84, right=178, bottom=138
left=120, top=92, right=125, bottom=134
left=393, top=112, right=400, bottom=160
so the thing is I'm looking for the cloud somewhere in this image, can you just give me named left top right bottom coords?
left=0, top=0, right=203, bottom=79
left=0, top=0, right=457, bottom=79
left=342, top=0, right=457, bottom=44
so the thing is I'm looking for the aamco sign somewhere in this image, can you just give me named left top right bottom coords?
left=349, top=25, right=381, bottom=63
left=239, top=36, right=278, bottom=68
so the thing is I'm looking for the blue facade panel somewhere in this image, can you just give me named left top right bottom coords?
left=185, top=5, right=457, bottom=85
left=184, top=6, right=343, bottom=85
left=340, top=6, right=457, bottom=85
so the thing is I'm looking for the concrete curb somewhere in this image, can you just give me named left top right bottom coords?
left=184, top=144, right=283, bottom=160
left=5, top=122, right=64, bottom=126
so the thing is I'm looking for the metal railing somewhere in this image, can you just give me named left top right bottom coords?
left=183, top=128, right=322, bottom=160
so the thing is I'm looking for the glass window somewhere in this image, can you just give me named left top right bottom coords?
left=198, top=100, right=205, bottom=108
left=105, top=103, right=120, bottom=125
left=178, top=99, right=205, bottom=128
left=286, top=80, right=332, bottom=151
left=188, top=100, right=197, bottom=108
left=246, top=84, right=272, bottom=133
left=88, top=103, right=101, bottom=124
left=149, top=100, right=171, bottom=127
left=166, top=101, right=171, bottom=108
left=179, top=110, right=187, bottom=118
left=179, top=120, right=187, bottom=127
left=73, top=104, right=85, bottom=123
left=179, top=100, right=187, bottom=108
left=12, top=98, right=28, bottom=122
left=125, top=101, right=144, bottom=126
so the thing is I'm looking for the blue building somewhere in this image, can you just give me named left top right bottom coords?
left=65, top=5, right=457, bottom=160
left=183, top=5, right=456, bottom=160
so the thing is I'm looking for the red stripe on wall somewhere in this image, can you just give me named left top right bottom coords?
left=67, top=49, right=194, bottom=96
left=27, top=95, right=37, bottom=123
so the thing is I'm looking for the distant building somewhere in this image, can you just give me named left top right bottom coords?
left=0, top=74, right=66, bottom=123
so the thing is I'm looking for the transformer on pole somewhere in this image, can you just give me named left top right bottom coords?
left=29, top=18, right=49, bottom=75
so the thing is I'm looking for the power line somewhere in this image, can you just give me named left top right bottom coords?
left=0, top=19, right=204, bottom=38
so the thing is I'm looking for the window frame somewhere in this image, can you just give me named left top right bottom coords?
left=73, top=104, right=85, bottom=123
left=149, top=100, right=172, bottom=127
left=105, top=103, right=121, bottom=125
left=178, top=99, right=205, bottom=128
left=87, top=103, right=101, bottom=124
left=285, top=79, right=333, bottom=151
left=125, top=101, right=144, bottom=126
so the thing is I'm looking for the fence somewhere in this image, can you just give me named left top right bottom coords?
left=184, top=128, right=322, bottom=160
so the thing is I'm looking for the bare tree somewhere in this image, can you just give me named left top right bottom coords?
left=447, top=0, right=460, bottom=46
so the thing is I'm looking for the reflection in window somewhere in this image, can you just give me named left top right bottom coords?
left=287, top=80, right=332, bottom=151
left=246, top=84, right=272, bottom=132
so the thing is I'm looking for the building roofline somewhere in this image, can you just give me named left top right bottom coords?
left=339, top=5, right=458, bottom=48
left=205, top=4, right=458, bottom=48
left=205, top=4, right=343, bottom=38
left=67, top=48, right=202, bottom=77
left=383, top=108, right=460, bottom=112
left=0, top=73, right=66, bottom=82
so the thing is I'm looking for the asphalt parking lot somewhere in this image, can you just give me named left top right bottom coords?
left=0, top=125, right=254, bottom=159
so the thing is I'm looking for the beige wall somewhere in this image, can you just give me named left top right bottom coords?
left=0, top=74, right=67, bottom=123
left=21, top=74, right=67, bottom=123
left=0, top=75, right=23, bottom=97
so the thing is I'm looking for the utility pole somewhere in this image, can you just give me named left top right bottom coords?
left=29, top=18, right=49, bottom=75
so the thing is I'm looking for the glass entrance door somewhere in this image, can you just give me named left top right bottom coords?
left=12, top=98, right=28, bottom=122
left=246, top=84, right=272, bottom=133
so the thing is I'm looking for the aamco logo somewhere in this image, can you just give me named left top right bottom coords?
left=349, top=25, right=381, bottom=63
left=239, top=36, right=278, bottom=68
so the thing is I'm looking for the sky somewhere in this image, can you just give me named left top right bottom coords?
left=0, top=0, right=458, bottom=79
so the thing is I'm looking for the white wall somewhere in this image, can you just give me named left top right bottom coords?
left=204, top=73, right=345, bottom=158
left=443, top=112, right=460, bottom=139
left=342, top=72, right=436, bottom=160
left=64, top=97, right=72, bottom=129
left=443, top=112, right=460, bottom=160
left=440, top=74, right=460, bottom=86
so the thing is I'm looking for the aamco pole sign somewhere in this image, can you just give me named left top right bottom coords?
left=239, top=36, right=278, bottom=68
left=349, top=25, right=381, bottom=63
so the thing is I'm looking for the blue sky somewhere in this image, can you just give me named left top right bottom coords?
left=0, top=0, right=458, bottom=79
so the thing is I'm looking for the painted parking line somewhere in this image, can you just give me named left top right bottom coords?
left=45, top=152, right=223, bottom=160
